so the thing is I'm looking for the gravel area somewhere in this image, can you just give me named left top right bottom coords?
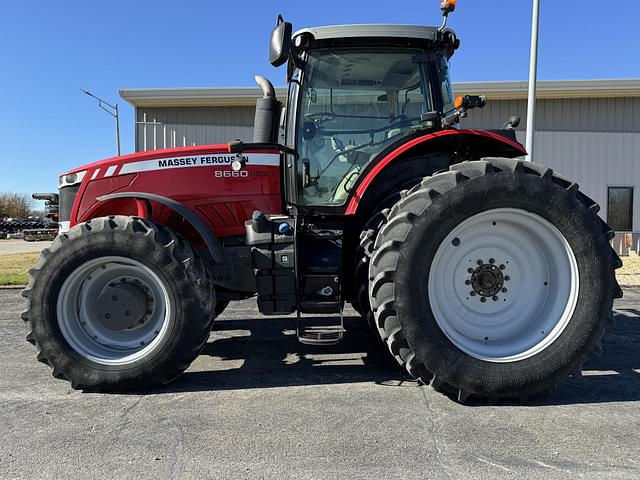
left=0, top=239, right=51, bottom=255
left=617, top=252, right=640, bottom=286
left=1, top=289, right=640, bottom=479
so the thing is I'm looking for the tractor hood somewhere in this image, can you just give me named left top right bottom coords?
left=58, top=144, right=284, bottom=238
left=61, top=144, right=233, bottom=178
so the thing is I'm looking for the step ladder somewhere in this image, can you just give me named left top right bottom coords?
left=296, top=294, right=345, bottom=345
left=295, top=260, right=345, bottom=345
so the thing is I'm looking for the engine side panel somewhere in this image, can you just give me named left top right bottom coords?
left=69, top=146, right=284, bottom=238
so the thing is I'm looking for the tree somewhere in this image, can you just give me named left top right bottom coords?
left=0, top=192, right=33, bottom=219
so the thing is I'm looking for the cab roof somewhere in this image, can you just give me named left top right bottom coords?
left=292, top=24, right=441, bottom=42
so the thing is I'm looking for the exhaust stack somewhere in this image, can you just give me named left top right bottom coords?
left=253, top=75, right=280, bottom=143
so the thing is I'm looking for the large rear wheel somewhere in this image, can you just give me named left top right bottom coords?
left=370, top=159, right=622, bottom=401
left=22, top=216, right=215, bottom=390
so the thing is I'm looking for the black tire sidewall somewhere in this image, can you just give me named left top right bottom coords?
left=395, top=171, right=614, bottom=396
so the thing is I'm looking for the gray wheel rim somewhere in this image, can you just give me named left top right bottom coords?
left=57, top=256, right=173, bottom=366
left=428, top=208, right=579, bottom=362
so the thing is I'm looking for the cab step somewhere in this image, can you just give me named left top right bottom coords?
left=297, top=311, right=344, bottom=345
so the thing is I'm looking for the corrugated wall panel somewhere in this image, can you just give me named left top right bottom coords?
left=135, top=97, right=640, bottom=152
left=529, top=131, right=640, bottom=228
left=133, top=99, right=640, bottom=233
left=460, top=97, right=640, bottom=133
left=136, top=106, right=256, bottom=151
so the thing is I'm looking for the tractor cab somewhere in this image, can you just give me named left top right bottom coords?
left=262, top=21, right=461, bottom=211
left=288, top=25, right=458, bottom=208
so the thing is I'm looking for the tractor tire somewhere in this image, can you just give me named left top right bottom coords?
left=369, top=159, right=622, bottom=402
left=22, top=215, right=215, bottom=391
left=351, top=191, right=408, bottom=333
left=352, top=209, right=392, bottom=332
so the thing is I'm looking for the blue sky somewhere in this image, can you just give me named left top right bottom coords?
left=1, top=0, right=638, bottom=197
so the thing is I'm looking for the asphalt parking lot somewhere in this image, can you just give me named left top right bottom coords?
left=1, top=289, right=639, bottom=480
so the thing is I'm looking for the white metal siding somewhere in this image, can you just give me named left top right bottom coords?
left=523, top=130, right=640, bottom=230
left=135, top=106, right=255, bottom=151
left=134, top=98, right=640, bottom=235
left=460, top=97, right=640, bottom=133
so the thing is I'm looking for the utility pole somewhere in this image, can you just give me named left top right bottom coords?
left=525, top=0, right=540, bottom=162
left=80, top=89, right=121, bottom=156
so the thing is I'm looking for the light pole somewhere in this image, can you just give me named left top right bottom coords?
left=81, top=89, right=121, bottom=156
left=525, top=0, right=541, bottom=162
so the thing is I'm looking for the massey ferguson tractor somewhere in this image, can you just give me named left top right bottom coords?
left=23, top=2, right=621, bottom=402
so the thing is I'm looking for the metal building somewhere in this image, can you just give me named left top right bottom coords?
left=120, top=79, right=640, bottom=251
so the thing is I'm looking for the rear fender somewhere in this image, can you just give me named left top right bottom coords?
left=346, top=129, right=526, bottom=215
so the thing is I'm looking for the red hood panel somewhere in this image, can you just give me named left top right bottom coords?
left=63, top=144, right=232, bottom=175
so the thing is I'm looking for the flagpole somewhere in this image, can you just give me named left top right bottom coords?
left=525, top=0, right=540, bottom=162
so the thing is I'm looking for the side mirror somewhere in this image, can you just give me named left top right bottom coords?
left=269, top=15, right=292, bottom=67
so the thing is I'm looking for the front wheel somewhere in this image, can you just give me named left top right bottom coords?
left=370, top=159, right=622, bottom=401
left=22, top=216, right=215, bottom=390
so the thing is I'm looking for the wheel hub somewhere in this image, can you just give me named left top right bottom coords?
left=470, top=263, right=504, bottom=297
left=95, top=278, right=152, bottom=331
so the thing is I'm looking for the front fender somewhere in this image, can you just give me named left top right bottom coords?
left=93, top=192, right=225, bottom=265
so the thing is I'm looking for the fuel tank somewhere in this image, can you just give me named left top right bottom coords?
left=61, top=145, right=284, bottom=238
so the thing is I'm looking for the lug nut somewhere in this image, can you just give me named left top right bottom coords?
left=499, top=264, right=506, bottom=270
left=470, top=292, right=476, bottom=296
left=452, top=237, right=460, bottom=246
left=504, top=276, right=510, bottom=281
left=468, top=268, right=474, bottom=273
left=480, top=297, right=487, bottom=303
left=492, top=296, right=499, bottom=301
left=489, top=258, right=495, bottom=264
left=112, top=295, right=118, bottom=301
left=465, top=280, right=471, bottom=285
left=477, top=259, right=483, bottom=265
left=502, top=288, right=508, bottom=293
left=105, top=313, right=111, bottom=319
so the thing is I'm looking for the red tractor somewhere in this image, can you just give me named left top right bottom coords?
left=23, top=2, right=621, bottom=402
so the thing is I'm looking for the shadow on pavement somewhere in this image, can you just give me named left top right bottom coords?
left=148, top=310, right=640, bottom=405
left=161, top=316, right=415, bottom=393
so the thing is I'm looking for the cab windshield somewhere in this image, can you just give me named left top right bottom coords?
left=296, top=47, right=437, bottom=206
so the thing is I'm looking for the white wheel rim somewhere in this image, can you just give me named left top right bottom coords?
left=427, top=208, right=579, bottom=362
left=57, top=256, right=173, bottom=366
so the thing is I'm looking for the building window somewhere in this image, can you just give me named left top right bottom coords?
left=607, top=187, right=633, bottom=231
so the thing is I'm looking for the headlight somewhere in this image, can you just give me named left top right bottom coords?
left=58, top=170, right=87, bottom=188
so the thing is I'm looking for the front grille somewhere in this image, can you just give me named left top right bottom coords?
left=59, top=185, right=80, bottom=222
